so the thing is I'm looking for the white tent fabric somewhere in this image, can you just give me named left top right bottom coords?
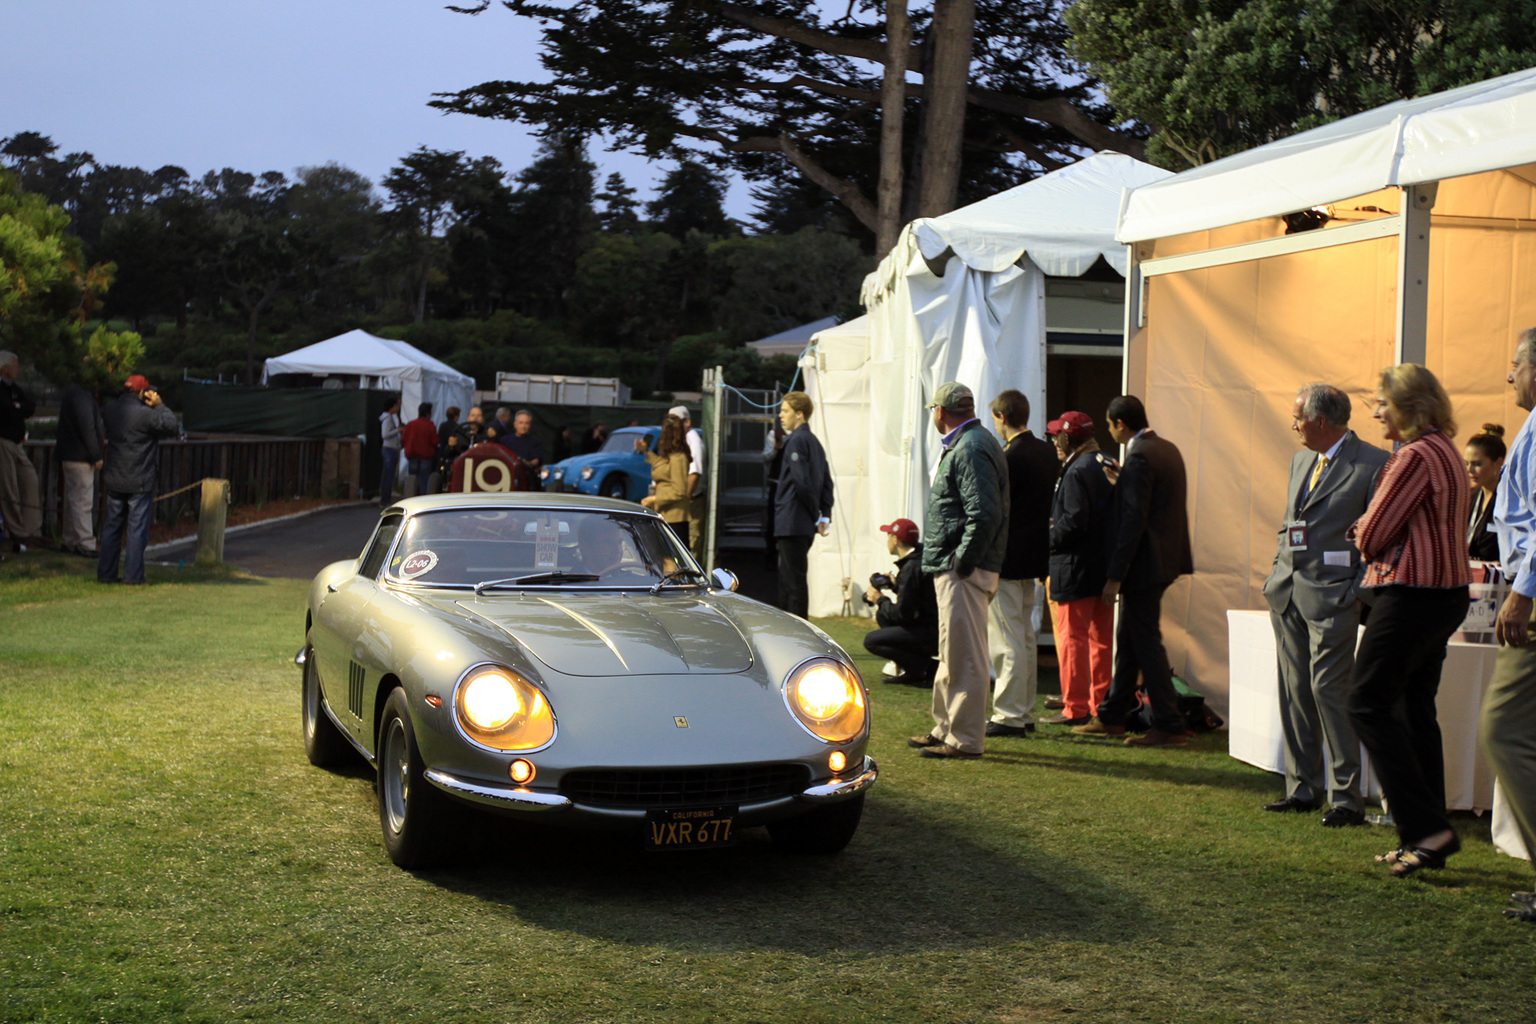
left=1119, top=65, right=1536, bottom=242
left=262, top=329, right=476, bottom=427
left=747, top=316, right=840, bottom=359
left=806, top=153, right=1171, bottom=617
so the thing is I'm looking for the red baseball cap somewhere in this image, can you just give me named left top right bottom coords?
left=880, top=518, right=919, bottom=545
left=1047, top=410, right=1095, bottom=441
left=125, top=374, right=152, bottom=392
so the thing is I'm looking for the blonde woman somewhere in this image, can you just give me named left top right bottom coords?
left=637, top=415, right=691, bottom=545
left=1348, top=364, right=1471, bottom=878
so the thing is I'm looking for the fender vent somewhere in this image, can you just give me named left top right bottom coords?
left=347, top=661, right=365, bottom=718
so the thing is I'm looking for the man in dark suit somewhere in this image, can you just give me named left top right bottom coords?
left=1073, top=394, right=1194, bottom=747
left=774, top=390, right=833, bottom=617
left=985, top=389, right=1059, bottom=737
left=1262, top=384, right=1388, bottom=825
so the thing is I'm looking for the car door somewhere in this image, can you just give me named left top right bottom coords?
left=311, top=512, right=403, bottom=747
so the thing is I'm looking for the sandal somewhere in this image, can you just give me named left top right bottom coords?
left=1375, top=848, right=1406, bottom=865
left=1510, top=891, right=1536, bottom=908
left=1502, top=906, right=1536, bottom=922
left=1388, top=834, right=1461, bottom=878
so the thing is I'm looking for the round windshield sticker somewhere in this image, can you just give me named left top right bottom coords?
left=398, top=550, right=439, bottom=580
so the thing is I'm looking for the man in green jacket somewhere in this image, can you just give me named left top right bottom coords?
left=909, top=382, right=1010, bottom=759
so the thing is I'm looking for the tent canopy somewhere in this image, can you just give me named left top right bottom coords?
left=1119, top=65, right=1536, bottom=242
left=1114, top=65, right=1536, bottom=721
left=804, top=153, right=1169, bottom=618
left=263, top=329, right=476, bottom=428
left=864, top=152, right=1173, bottom=306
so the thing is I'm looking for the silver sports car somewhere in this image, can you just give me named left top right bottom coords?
left=298, top=492, right=877, bottom=867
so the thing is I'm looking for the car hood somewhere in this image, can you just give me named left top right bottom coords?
left=452, top=593, right=754, bottom=677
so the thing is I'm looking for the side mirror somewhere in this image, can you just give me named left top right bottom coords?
left=711, top=567, right=739, bottom=592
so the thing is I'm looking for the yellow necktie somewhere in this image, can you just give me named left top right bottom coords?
left=1308, top=454, right=1329, bottom=493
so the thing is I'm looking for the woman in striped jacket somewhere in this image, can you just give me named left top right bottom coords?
left=1347, top=364, right=1471, bottom=878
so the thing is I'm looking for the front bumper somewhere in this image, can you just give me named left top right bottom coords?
left=424, top=755, right=878, bottom=822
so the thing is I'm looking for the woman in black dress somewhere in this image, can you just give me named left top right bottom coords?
left=1464, top=423, right=1506, bottom=562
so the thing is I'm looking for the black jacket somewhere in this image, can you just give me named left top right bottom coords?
left=55, top=384, right=104, bottom=464
left=1049, top=443, right=1117, bottom=603
left=874, top=545, right=938, bottom=642
left=773, top=424, right=833, bottom=536
left=1106, top=430, right=1194, bottom=590
left=102, top=391, right=180, bottom=494
left=0, top=377, right=34, bottom=444
left=999, top=429, right=1058, bottom=580
left=1470, top=487, right=1500, bottom=561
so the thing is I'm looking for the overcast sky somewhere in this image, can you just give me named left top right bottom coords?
left=3, top=0, right=753, bottom=217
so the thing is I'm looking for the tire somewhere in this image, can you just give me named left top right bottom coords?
left=767, top=793, right=865, bottom=855
left=377, top=688, right=452, bottom=868
left=302, top=641, right=352, bottom=767
left=601, top=474, right=628, bottom=500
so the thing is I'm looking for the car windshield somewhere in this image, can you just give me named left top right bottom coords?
left=384, top=507, right=699, bottom=589
left=600, top=431, right=652, bottom=454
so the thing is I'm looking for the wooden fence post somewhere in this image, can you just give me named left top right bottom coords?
left=196, top=478, right=230, bottom=565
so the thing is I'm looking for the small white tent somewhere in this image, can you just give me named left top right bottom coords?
left=262, top=329, right=476, bottom=425
left=804, top=152, right=1171, bottom=616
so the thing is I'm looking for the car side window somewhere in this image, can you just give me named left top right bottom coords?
left=357, top=514, right=403, bottom=580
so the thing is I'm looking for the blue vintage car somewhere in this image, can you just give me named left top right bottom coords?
left=540, top=425, right=661, bottom=502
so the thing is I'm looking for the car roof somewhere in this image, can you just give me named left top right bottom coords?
left=384, top=491, right=659, bottom=516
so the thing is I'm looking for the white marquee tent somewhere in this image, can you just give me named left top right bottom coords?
left=262, top=329, right=476, bottom=426
left=1113, top=66, right=1536, bottom=724
left=803, top=152, right=1171, bottom=616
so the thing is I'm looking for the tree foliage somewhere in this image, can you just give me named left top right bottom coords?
left=1065, top=0, right=1536, bottom=168
left=435, top=1, right=1137, bottom=241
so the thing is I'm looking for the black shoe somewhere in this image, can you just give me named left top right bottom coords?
left=900, top=673, right=935, bottom=689
left=1263, top=796, right=1318, bottom=813
left=1321, top=807, right=1366, bottom=828
left=985, top=722, right=1033, bottom=738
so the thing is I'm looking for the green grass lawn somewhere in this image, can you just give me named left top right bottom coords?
left=2, top=553, right=1533, bottom=1023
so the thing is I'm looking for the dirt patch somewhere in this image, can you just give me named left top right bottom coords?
left=147, top=497, right=360, bottom=546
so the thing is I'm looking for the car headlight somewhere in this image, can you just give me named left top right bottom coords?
left=540, top=467, right=550, bottom=481
left=454, top=666, right=555, bottom=751
left=784, top=658, right=867, bottom=743
left=580, top=466, right=594, bottom=480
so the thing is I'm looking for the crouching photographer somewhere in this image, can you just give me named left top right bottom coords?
left=862, top=518, right=939, bottom=687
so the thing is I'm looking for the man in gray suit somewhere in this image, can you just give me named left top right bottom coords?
left=1262, top=383, right=1389, bottom=826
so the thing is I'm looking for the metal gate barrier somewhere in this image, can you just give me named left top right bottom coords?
left=700, top=367, right=781, bottom=572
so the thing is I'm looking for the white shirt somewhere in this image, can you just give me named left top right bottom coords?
left=684, top=427, right=706, bottom=496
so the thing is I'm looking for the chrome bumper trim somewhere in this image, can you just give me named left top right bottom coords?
left=797, top=756, right=878, bottom=802
left=424, top=769, right=573, bottom=811
left=293, top=646, right=307, bottom=667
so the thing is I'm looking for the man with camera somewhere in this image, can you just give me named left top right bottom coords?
left=862, top=518, right=938, bottom=687
left=98, top=374, right=179, bottom=585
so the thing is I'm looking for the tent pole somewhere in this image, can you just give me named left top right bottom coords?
left=1395, top=183, right=1437, bottom=365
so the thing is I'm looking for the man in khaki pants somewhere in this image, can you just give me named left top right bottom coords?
left=908, top=382, right=1009, bottom=760
left=1486, top=325, right=1536, bottom=923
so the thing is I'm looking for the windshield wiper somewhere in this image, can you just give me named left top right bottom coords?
left=474, top=571, right=600, bottom=593
left=650, top=568, right=709, bottom=595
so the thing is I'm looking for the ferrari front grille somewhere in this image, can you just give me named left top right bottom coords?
left=560, top=764, right=811, bottom=808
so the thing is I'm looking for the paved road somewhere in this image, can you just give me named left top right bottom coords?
left=154, top=505, right=383, bottom=580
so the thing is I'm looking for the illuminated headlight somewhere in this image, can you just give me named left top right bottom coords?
left=539, top=468, right=550, bottom=481
left=784, top=658, right=867, bottom=743
left=580, top=466, right=594, bottom=480
left=454, top=666, right=555, bottom=751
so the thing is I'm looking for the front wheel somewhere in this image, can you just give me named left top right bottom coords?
left=377, top=688, right=452, bottom=868
left=302, top=641, right=352, bottom=767
left=601, top=474, right=628, bottom=500
left=767, top=793, right=865, bottom=854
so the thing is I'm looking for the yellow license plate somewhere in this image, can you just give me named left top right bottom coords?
left=644, top=806, right=736, bottom=850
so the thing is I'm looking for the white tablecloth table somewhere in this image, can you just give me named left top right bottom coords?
left=1227, top=609, right=1497, bottom=812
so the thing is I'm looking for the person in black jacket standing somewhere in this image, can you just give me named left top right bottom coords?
left=0, top=350, right=42, bottom=547
left=985, top=389, right=1059, bottom=738
left=98, top=375, right=179, bottom=585
left=1044, top=411, right=1117, bottom=727
left=1073, top=395, right=1194, bottom=747
left=56, top=380, right=106, bottom=556
left=774, top=391, right=833, bottom=617
left=862, top=517, right=939, bottom=686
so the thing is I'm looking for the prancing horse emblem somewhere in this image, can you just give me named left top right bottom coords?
left=674, top=717, right=689, bottom=728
